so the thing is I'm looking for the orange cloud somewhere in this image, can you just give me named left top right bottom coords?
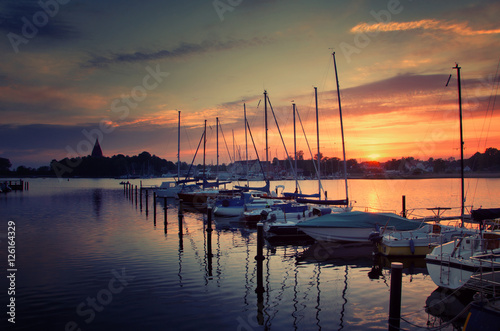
left=351, top=19, right=500, bottom=36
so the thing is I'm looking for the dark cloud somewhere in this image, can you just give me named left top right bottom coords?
left=0, top=0, right=79, bottom=40
left=82, top=37, right=274, bottom=68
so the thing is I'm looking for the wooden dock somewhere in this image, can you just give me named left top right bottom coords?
left=1, top=180, right=28, bottom=193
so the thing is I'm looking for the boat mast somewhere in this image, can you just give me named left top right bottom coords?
left=315, top=87, right=321, bottom=198
left=264, top=90, right=269, bottom=179
left=244, top=103, right=249, bottom=187
left=216, top=117, right=219, bottom=181
left=215, top=117, right=219, bottom=180
left=332, top=52, right=349, bottom=203
left=293, top=102, right=298, bottom=193
left=177, top=110, right=181, bottom=180
left=203, top=119, right=207, bottom=188
left=454, top=63, right=465, bottom=224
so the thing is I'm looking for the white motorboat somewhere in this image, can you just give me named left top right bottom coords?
left=378, top=222, right=477, bottom=257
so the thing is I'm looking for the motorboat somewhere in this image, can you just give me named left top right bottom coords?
left=377, top=222, right=477, bottom=257
left=297, top=211, right=422, bottom=243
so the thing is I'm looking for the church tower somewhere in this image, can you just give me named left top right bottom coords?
left=91, top=139, right=103, bottom=157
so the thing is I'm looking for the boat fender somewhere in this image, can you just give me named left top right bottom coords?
left=222, top=199, right=230, bottom=207
left=409, top=238, right=415, bottom=255
left=270, top=214, right=277, bottom=221
left=297, top=214, right=301, bottom=220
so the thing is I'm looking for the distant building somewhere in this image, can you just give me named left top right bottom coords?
left=91, top=139, right=103, bottom=157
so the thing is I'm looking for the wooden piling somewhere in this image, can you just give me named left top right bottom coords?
left=255, top=222, right=265, bottom=294
left=153, top=191, right=157, bottom=215
left=153, top=191, right=157, bottom=226
left=135, top=185, right=138, bottom=206
left=402, top=195, right=406, bottom=218
left=164, top=197, right=168, bottom=225
left=145, top=190, right=149, bottom=215
left=178, top=200, right=183, bottom=235
left=164, top=198, right=168, bottom=234
left=388, top=262, right=403, bottom=331
left=139, top=188, right=143, bottom=211
left=206, top=207, right=213, bottom=276
left=206, top=207, right=213, bottom=255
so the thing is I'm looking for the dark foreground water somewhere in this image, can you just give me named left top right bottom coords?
left=1, top=178, right=498, bottom=330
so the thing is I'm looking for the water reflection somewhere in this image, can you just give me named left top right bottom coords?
left=425, top=287, right=474, bottom=330
left=92, top=189, right=102, bottom=217
left=13, top=178, right=497, bottom=330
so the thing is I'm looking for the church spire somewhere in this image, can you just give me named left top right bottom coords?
left=91, top=139, right=103, bottom=157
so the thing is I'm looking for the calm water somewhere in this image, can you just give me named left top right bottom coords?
left=0, top=177, right=498, bottom=330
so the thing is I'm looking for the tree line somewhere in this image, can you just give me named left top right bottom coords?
left=0, top=148, right=499, bottom=178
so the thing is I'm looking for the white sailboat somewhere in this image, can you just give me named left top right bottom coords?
left=425, top=63, right=500, bottom=289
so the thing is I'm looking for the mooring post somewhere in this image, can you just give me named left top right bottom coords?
left=164, top=197, right=168, bottom=234
left=153, top=191, right=157, bottom=226
left=135, top=185, right=138, bottom=206
left=206, top=207, right=213, bottom=229
left=178, top=199, right=183, bottom=235
left=145, top=189, right=149, bottom=215
left=206, top=207, right=213, bottom=276
left=164, top=197, right=168, bottom=225
left=402, top=195, right=406, bottom=218
left=130, top=183, right=133, bottom=199
left=255, top=222, right=265, bottom=294
left=153, top=191, right=157, bottom=215
left=388, top=262, right=403, bottom=331
left=139, top=188, right=143, bottom=211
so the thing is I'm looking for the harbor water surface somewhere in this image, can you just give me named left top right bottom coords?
left=1, top=178, right=498, bottom=330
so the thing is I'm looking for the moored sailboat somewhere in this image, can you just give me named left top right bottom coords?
left=425, top=63, right=500, bottom=289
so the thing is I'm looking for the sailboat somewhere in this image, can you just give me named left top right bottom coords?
left=426, top=63, right=500, bottom=289
left=177, top=119, right=234, bottom=211
left=157, top=111, right=199, bottom=198
left=298, top=52, right=422, bottom=243
left=264, top=86, right=347, bottom=241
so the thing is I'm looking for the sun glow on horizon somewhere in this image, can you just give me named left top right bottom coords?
left=367, top=153, right=381, bottom=161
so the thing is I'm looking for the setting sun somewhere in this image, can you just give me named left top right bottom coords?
left=367, top=154, right=381, bottom=161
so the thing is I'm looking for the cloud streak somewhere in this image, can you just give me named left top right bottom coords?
left=351, top=19, right=500, bottom=36
left=83, top=37, right=274, bottom=68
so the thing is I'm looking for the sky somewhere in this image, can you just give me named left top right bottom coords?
left=0, top=0, right=499, bottom=169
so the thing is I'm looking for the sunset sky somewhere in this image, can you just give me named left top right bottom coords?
left=1, top=0, right=499, bottom=168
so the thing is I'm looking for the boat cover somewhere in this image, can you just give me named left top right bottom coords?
left=471, top=208, right=500, bottom=222
left=283, top=192, right=321, bottom=199
left=297, top=211, right=422, bottom=230
left=296, top=197, right=349, bottom=206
